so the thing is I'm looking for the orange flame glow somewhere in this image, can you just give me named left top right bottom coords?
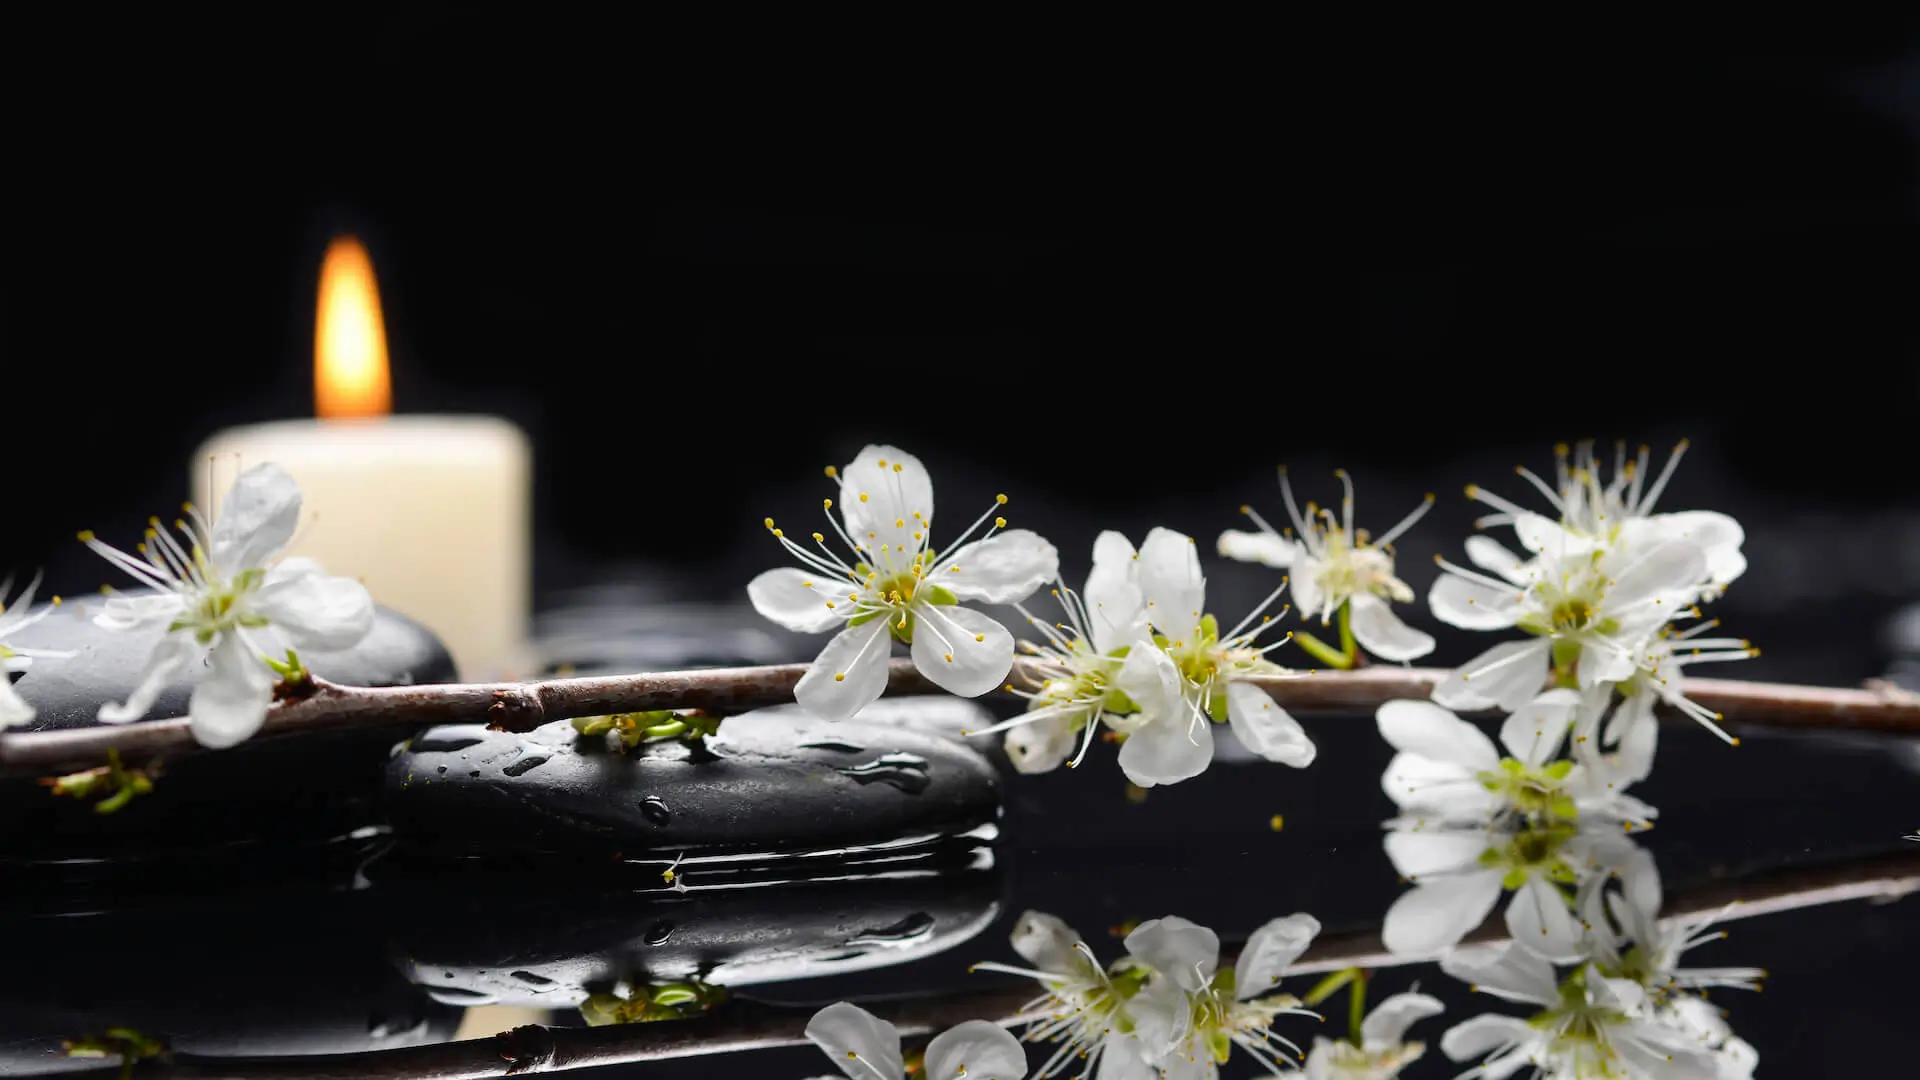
left=314, top=236, right=392, bottom=419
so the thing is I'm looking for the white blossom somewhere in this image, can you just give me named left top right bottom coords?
left=969, top=910, right=1156, bottom=1080
left=1464, top=439, right=1746, bottom=592
left=1217, top=468, right=1436, bottom=663
left=748, top=445, right=1058, bottom=723
left=1122, top=913, right=1323, bottom=1079
left=0, top=573, right=69, bottom=728
left=1106, top=527, right=1315, bottom=788
left=1300, top=992, right=1444, bottom=1080
left=1428, top=534, right=1710, bottom=713
left=972, top=532, right=1150, bottom=775
left=1439, top=943, right=1723, bottom=1080
left=84, top=463, right=374, bottom=748
left=805, top=1001, right=1028, bottom=1080
left=1593, top=618, right=1758, bottom=756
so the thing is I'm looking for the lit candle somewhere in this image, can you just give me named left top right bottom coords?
left=193, top=236, right=532, bottom=679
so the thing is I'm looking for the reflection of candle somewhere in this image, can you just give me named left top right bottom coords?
left=192, top=236, right=531, bottom=679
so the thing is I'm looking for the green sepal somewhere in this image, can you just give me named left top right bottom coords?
left=1206, top=690, right=1231, bottom=724
left=1102, top=689, right=1140, bottom=714
left=1501, top=867, right=1529, bottom=891
left=888, top=614, right=916, bottom=644
left=1198, top=612, right=1220, bottom=642
left=924, top=584, right=959, bottom=605
left=1543, top=759, right=1575, bottom=780
left=847, top=609, right=883, bottom=627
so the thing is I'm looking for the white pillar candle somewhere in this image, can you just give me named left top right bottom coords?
left=191, top=236, right=532, bottom=680
left=192, top=416, right=531, bottom=680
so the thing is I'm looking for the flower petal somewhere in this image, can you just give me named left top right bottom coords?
left=940, top=529, right=1058, bottom=604
left=1381, top=871, right=1503, bottom=956
left=1134, top=527, right=1205, bottom=636
left=210, top=462, right=303, bottom=576
left=1290, top=557, right=1327, bottom=623
left=1512, top=512, right=1586, bottom=559
left=747, top=567, right=852, bottom=634
left=1114, top=644, right=1183, bottom=717
left=1606, top=540, right=1707, bottom=610
left=251, top=570, right=375, bottom=652
left=1233, top=912, right=1320, bottom=1000
left=97, top=632, right=202, bottom=724
left=1361, top=992, right=1446, bottom=1049
left=189, top=633, right=276, bottom=749
left=1010, top=909, right=1088, bottom=975
left=805, top=1001, right=905, bottom=1080
left=1376, top=699, right=1500, bottom=769
left=1124, top=915, right=1220, bottom=992
left=1496, top=688, right=1580, bottom=767
left=1438, top=1014, right=1533, bottom=1063
left=923, top=1020, right=1028, bottom=1080
left=1430, top=639, right=1550, bottom=712
left=1084, top=531, right=1148, bottom=654
left=1656, top=511, right=1746, bottom=585
left=1116, top=707, right=1214, bottom=789
left=910, top=605, right=1014, bottom=697
left=1381, top=752, right=1498, bottom=817
left=1093, top=1035, right=1156, bottom=1080
left=1427, top=573, right=1521, bottom=631
left=1347, top=594, right=1434, bottom=662
left=1383, top=828, right=1492, bottom=879
left=1216, top=529, right=1297, bottom=568
left=794, top=621, right=892, bottom=723
left=0, top=674, right=33, bottom=728
left=839, top=445, right=933, bottom=556
left=1463, top=536, right=1531, bottom=586
left=93, top=593, right=186, bottom=633
left=1504, top=875, right=1582, bottom=962
left=1225, top=682, right=1315, bottom=767
left=1437, top=942, right=1560, bottom=1007
left=1003, top=714, right=1075, bottom=774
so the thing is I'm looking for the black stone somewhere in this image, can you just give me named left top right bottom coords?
left=377, top=865, right=1003, bottom=1010
left=383, top=707, right=1001, bottom=860
left=0, top=596, right=455, bottom=864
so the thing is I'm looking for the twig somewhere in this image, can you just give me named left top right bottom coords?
left=3, top=660, right=1918, bottom=778
left=52, top=848, right=1920, bottom=1078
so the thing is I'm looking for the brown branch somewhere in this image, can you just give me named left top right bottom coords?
left=5, top=660, right=1920, bottom=778
left=55, top=848, right=1920, bottom=1078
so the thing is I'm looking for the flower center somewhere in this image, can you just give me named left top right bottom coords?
left=1478, top=824, right=1579, bottom=889
left=169, top=568, right=268, bottom=643
left=1475, top=757, right=1578, bottom=823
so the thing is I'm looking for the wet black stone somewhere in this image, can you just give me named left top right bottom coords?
left=383, top=706, right=1001, bottom=859
left=378, top=865, right=1003, bottom=1010
left=0, top=597, right=455, bottom=864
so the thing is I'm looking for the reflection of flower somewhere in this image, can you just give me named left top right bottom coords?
left=1300, top=991, right=1444, bottom=1080
left=1217, top=468, right=1436, bottom=664
left=0, top=573, right=68, bottom=728
left=805, top=1001, right=1028, bottom=1080
left=969, top=910, right=1153, bottom=1079
left=749, top=445, right=1059, bottom=723
left=1106, top=527, right=1315, bottom=788
left=85, top=463, right=374, bottom=748
left=1439, top=943, right=1724, bottom=1079
left=1123, top=913, right=1323, bottom=1079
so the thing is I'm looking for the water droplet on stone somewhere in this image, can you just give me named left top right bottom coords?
left=836, top=752, right=932, bottom=794
left=503, top=755, right=550, bottom=777
left=645, top=921, right=675, bottom=945
left=799, top=741, right=867, bottom=754
left=846, top=912, right=936, bottom=948
left=641, top=796, right=672, bottom=826
left=510, top=970, right=557, bottom=988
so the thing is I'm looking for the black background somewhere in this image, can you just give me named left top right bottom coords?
left=4, top=11, right=1919, bottom=1076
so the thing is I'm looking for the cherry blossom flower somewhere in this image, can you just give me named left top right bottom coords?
left=1438, top=942, right=1723, bottom=1080
left=970, top=532, right=1149, bottom=774
left=748, top=445, right=1058, bottom=723
left=1107, top=528, right=1314, bottom=788
left=84, top=463, right=374, bottom=748
left=805, top=1001, right=1028, bottom=1080
left=1465, top=439, right=1746, bottom=592
left=1580, top=859, right=1766, bottom=1007
left=1122, top=913, right=1323, bottom=1079
left=0, top=573, right=69, bottom=728
left=1428, top=537, right=1710, bottom=713
left=1598, top=618, right=1759, bottom=755
left=969, top=910, right=1156, bottom=1079
left=1218, top=468, right=1435, bottom=665
left=1300, top=991, right=1445, bottom=1080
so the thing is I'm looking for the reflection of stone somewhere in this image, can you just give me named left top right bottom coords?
left=379, top=869, right=1002, bottom=1011
left=0, top=601, right=455, bottom=861
left=383, top=708, right=1001, bottom=859
left=0, top=890, right=461, bottom=1074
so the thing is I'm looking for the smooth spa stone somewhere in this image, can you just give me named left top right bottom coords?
left=383, top=705, right=1002, bottom=860
left=0, top=596, right=456, bottom=866
left=378, top=864, right=1003, bottom=1010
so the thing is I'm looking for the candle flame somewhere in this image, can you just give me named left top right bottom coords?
left=314, top=236, right=392, bottom=419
